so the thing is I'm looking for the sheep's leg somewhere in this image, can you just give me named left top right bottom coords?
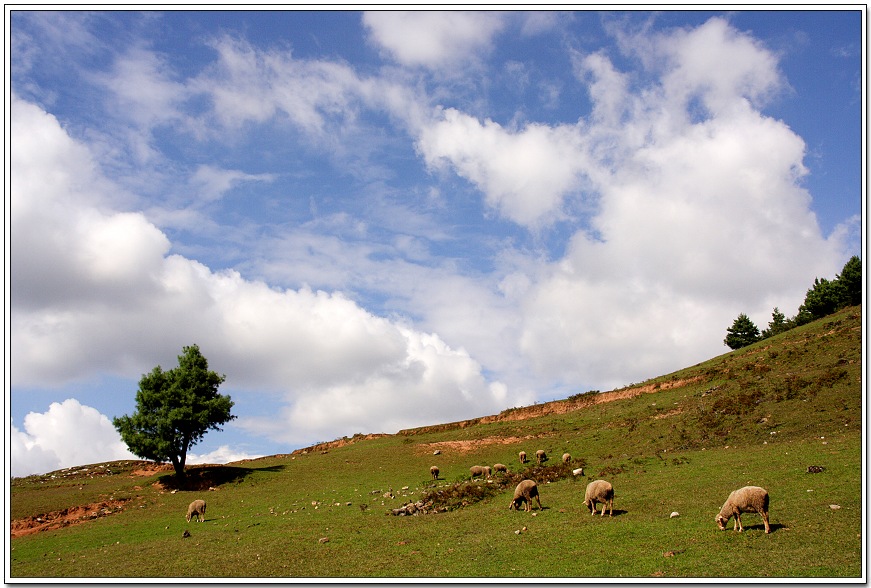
left=762, top=512, right=770, bottom=534
left=734, top=513, right=743, bottom=532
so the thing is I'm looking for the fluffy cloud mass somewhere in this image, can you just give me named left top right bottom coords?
left=363, top=11, right=506, bottom=69
left=11, top=399, right=137, bottom=478
left=11, top=96, right=521, bottom=461
left=10, top=12, right=856, bottom=475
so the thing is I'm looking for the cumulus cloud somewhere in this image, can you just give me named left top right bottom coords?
left=10, top=95, right=519, bottom=458
left=11, top=400, right=137, bottom=478
left=509, top=17, right=847, bottom=387
left=239, top=327, right=513, bottom=446
left=417, top=108, right=591, bottom=226
left=187, top=445, right=263, bottom=465
left=363, top=11, right=506, bottom=69
left=10, top=14, right=855, bottom=475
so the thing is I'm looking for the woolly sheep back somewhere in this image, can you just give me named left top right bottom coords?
left=470, top=465, right=490, bottom=479
left=509, top=479, right=542, bottom=512
left=186, top=499, right=206, bottom=523
left=716, top=486, right=770, bottom=533
left=584, top=480, right=614, bottom=517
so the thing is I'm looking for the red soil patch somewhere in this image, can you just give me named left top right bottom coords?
left=412, top=378, right=702, bottom=452
left=129, top=463, right=173, bottom=477
left=11, top=499, right=131, bottom=539
left=422, top=436, right=539, bottom=455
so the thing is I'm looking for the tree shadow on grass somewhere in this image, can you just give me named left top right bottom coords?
left=159, top=464, right=286, bottom=491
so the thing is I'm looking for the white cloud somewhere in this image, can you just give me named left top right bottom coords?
left=509, top=18, right=847, bottom=387
left=10, top=15, right=856, bottom=470
left=238, top=327, right=515, bottom=446
left=188, top=164, right=275, bottom=204
left=10, top=95, right=520, bottom=452
left=187, top=445, right=263, bottom=465
left=11, top=400, right=137, bottom=478
left=99, top=47, right=188, bottom=130
left=417, top=108, right=591, bottom=227
left=192, top=35, right=364, bottom=139
left=363, top=11, right=506, bottom=69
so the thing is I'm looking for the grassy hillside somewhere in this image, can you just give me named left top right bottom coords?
left=9, top=306, right=863, bottom=578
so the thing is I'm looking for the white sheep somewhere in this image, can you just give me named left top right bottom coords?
left=584, top=480, right=614, bottom=517
left=562, top=453, right=572, bottom=463
left=519, top=451, right=527, bottom=464
left=186, top=499, right=206, bottom=523
left=572, top=467, right=585, bottom=477
left=508, top=479, right=542, bottom=512
left=536, top=450, right=547, bottom=464
left=715, top=486, right=770, bottom=534
left=493, top=463, right=508, bottom=474
left=469, top=465, right=491, bottom=479
left=430, top=465, right=439, bottom=480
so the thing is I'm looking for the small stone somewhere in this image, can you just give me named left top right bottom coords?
left=830, top=504, right=841, bottom=510
left=319, top=537, right=329, bottom=543
left=514, top=530, right=521, bottom=535
left=670, top=512, right=680, bottom=518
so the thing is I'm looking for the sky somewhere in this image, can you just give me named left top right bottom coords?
left=7, top=8, right=864, bottom=477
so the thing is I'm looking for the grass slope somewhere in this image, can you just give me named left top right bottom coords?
left=9, top=306, right=863, bottom=578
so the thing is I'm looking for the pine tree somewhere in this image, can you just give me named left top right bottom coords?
left=724, top=313, right=761, bottom=350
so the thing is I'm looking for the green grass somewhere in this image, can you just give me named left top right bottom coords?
left=9, top=306, right=863, bottom=578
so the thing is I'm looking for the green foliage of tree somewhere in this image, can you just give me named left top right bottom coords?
left=113, top=344, right=235, bottom=479
left=761, top=307, right=789, bottom=339
left=744, top=255, right=861, bottom=344
left=836, top=255, right=862, bottom=307
left=796, top=277, right=843, bottom=325
left=724, top=313, right=761, bottom=350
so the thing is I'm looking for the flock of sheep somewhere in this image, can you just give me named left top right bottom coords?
left=433, top=449, right=771, bottom=533
left=182, top=449, right=771, bottom=535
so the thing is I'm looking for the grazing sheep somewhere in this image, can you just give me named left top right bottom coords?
left=536, top=450, right=547, bottom=464
left=715, top=486, right=770, bottom=534
left=572, top=467, right=585, bottom=477
left=584, top=480, right=614, bottom=517
left=493, top=463, right=508, bottom=474
left=470, top=465, right=491, bottom=479
left=508, top=479, right=542, bottom=512
left=186, top=499, right=206, bottom=523
left=562, top=453, right=572, bottom=463
left=430, top=465, right=439, bottom=480
left=519, top=451, right=527, bottom=464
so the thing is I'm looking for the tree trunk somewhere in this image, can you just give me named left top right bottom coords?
left=169, top=454, right=185, bottom=479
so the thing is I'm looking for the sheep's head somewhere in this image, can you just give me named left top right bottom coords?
left=715, top=514, right=728, bottom=530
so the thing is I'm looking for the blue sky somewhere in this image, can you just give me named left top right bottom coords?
left=8, top=9, right=863, bottom=477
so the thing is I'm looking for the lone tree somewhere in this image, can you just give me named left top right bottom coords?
left=724, top=313, right=761, bottom=350
left=113, top=344, right=235, bottom=479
